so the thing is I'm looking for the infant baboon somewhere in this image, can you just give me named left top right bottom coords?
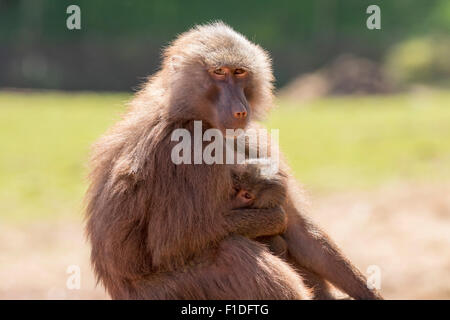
left=231, top=162, right=288, bottom=258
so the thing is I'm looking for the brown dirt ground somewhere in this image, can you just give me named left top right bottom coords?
left=1, top=182, right=449, bottom=300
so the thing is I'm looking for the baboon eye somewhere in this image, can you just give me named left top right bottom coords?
left=234, top=68, right=247, bottom=77
left=214, top=68, right=226, bottom=75
left=244, top=192, right=253, bottom=200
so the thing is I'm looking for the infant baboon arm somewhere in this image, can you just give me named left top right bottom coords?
left=283, top=188, right=383, bottom=300
left=224, top=206, right=287, bottom=239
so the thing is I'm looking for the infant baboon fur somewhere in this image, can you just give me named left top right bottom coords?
left=85, top=22, right=382, bottom=300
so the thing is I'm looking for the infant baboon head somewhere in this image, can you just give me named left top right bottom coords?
left=231, top=163, right=287, bottom=209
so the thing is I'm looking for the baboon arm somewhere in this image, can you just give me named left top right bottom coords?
left=224, top=207, right=287, bottom=239
left=283, top=196, right=383, bottom=300
left=285, top=258, right=339, bottom=300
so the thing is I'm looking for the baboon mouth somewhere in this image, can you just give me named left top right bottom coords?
left=221, top=122, right=249, bottom=136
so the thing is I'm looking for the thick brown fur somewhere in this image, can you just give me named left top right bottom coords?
left=85, top=22, right=381, bottom=300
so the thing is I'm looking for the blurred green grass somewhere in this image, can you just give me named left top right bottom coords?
left=0, top=92, right=128, bottom=222
left=1, top=90, right=450, bottom=222
left=268, top=91, right=450, bottom=191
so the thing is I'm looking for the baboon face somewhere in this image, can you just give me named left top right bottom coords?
left=231, top=164, right=287, bottom=209
left=170, top=61, right=253, bottom=134
left=232, top=187, right=256, bottom=209
left=164, top=22, right=274, bottom=134
left=205, top=66, right=251, bottom=132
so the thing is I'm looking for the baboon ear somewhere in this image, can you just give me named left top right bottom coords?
left=170, top=55, right=183, bottom=72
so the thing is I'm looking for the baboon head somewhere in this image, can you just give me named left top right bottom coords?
left=163, top=21, right=274, bottom=134
left=231, top=163, right=287, bottom=209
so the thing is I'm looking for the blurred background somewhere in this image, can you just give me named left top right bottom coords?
left=0, top=0, right=449, bottom=299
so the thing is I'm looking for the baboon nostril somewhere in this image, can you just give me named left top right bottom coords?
left=234, top=111, right=247, bottom=119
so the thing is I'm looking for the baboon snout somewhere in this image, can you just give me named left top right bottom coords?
left=233, top=110, right=247, bottom=119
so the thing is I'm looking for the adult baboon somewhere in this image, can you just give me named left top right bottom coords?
left=85, top=22, right=381, bottom=300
